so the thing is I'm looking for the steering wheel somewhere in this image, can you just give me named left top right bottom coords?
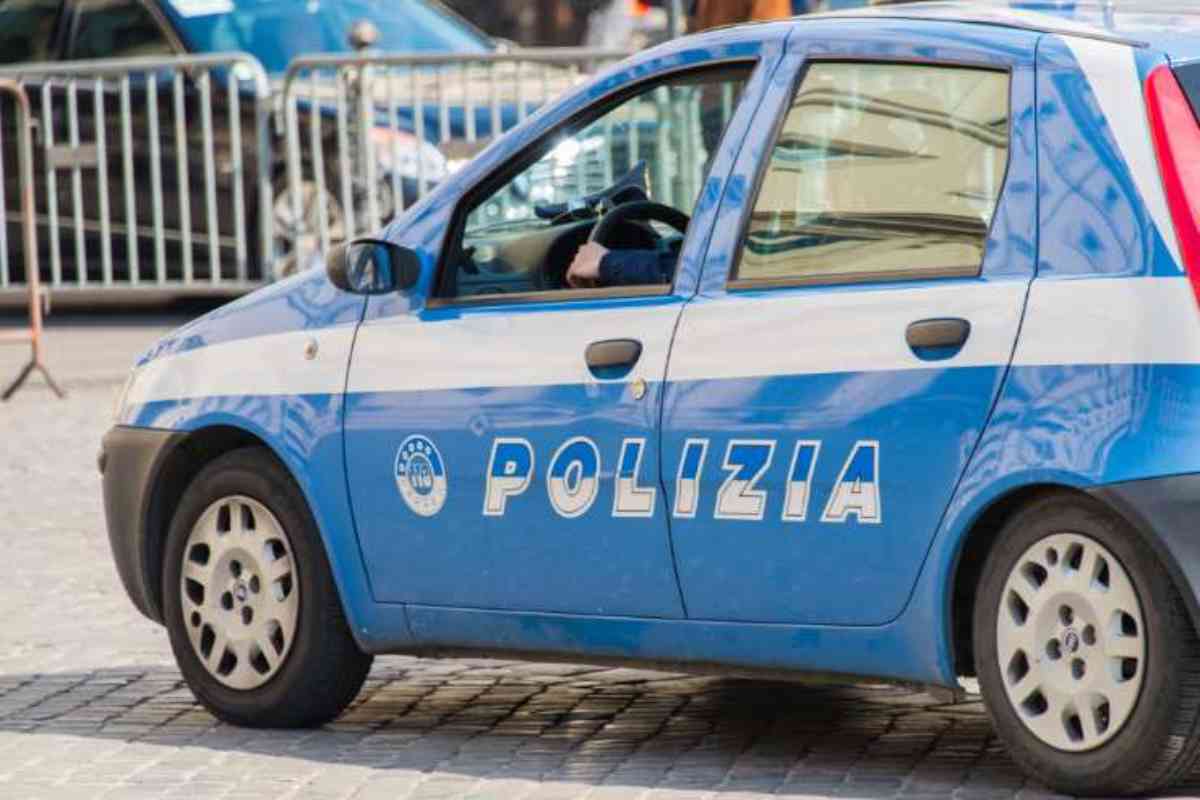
left=589, top=201, right=690, bottom=247
left=538, top=201, right=692, bottom=290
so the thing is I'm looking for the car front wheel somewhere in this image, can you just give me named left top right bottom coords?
left=974, top=493, right=1200, bottom=796
left=162, top=447, right=372, bottom=727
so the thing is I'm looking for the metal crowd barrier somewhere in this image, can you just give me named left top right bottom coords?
left=278, top=49, right=626, bottom=270
left=0, top=80, right=61, bottom=399
left=0, top=48, right=628, bottom=301
left=0, top=53, right=273, bottom=302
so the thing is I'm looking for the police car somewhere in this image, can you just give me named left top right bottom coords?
left=100, top=2, right=1200, bottom=795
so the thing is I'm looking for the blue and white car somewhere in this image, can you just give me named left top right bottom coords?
left=101, top=3, right=1200, bottom=794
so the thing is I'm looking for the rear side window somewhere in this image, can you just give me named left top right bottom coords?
left=70, top=0, right=174, bottom=60
left=0, top=0, right=61, bottom=63
left=736, top=61, right=1010, bottom=285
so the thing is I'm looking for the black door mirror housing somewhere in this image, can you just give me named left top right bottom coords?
left=326, top=238, right=421, bottom=295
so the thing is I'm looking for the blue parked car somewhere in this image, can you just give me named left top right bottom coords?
left=102, top=3, right=1200, bottom=794
left=0, top=0, right=481, bottom=284
left=160, top=0, right=493, bottom=74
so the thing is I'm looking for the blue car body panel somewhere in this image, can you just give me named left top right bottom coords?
left=111, top=6, right=1200, bottom=687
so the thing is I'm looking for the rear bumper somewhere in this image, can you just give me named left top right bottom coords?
left=1091, top=474, right=1200, bottom=632
left=99, top=425, right=186, bottom=624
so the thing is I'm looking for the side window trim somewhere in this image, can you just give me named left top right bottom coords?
left=424, top=283, right=672, bottom=310
left=727, top=264, right=985, bottom=291
left=727, top=56, right=1016, bottom=293
left=430, top=58, right=761, bottom=309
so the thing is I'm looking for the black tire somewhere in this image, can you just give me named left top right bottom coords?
left=162, top=447, right=372, bottom=728
left=973, top=492, right=1200, bottom=796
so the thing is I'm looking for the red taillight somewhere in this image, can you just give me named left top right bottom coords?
left=1145, top=64, right=1200, bottom=308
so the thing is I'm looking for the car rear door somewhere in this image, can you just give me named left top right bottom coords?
left=660, top=30, right=1039, bottom=625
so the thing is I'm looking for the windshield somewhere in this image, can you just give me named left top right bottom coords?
left=164, top=0, right=493, bottom=74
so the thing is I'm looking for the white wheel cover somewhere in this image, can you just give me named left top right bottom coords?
left=997, top=532, right=1146, bottom=752
left=180, top=495, right=300, bottom=691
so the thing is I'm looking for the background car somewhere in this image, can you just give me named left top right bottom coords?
left=0, top=0, right=483, bottom=287
left=162, top=0, right=495, bottom=74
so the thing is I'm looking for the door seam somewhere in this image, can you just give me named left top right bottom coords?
left=655, top=36, right=793, bottom=621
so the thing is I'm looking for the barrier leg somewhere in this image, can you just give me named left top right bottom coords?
left=1, top=79, right=63, bottom=401
left=1, top=359, right=64, bottom=401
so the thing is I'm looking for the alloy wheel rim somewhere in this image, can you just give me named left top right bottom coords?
left=180, top=495, right=300, bottom=690
left=272, top=180, right=345, bottom=277
left=997, top=532, right=1145, bottom=752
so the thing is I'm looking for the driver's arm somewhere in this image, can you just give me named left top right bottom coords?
left=567, top=242, right=678, bottom=288
left=599, top=249, right=675, bottom=286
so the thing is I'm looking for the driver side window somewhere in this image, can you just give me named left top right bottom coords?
left=440, top=64, right=752, bottom=302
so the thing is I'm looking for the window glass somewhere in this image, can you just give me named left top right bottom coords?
left=71, top=0, right=174, bottom=60
left=442, top=66, right=750, bottom=301
left=0, top=0, right=61, bottom=63
left=738, top=61, right=1010, bottom=283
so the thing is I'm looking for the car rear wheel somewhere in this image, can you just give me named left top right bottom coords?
left=974, top=493, right=1200, bottom=796
left=162, top=447, right=372, bottom=727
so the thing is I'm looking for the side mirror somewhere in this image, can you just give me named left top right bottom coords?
left=326, top=238, right=421, bottom=295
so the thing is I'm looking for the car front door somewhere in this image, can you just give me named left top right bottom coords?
left=342, top=58, right=768, bottom=617
left=661, top=36, right=1039, bottom=625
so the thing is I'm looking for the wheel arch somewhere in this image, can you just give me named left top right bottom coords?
left=142, top=424, right=272, bottom=621
left=1088, top=480, right=1200, bottom=645
left=948, top=480, right=1200, bottom=677
left=948, top=483, right=1073, bottom=676
left=138, top=414, right=391, bottom=652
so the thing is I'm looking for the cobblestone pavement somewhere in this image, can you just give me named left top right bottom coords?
left=0, top=322, right=1169, bottom=799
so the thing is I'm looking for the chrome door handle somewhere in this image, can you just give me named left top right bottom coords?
left=585, top=338, right=642, bottom=378
left=906, top=318, right=971, bottom=359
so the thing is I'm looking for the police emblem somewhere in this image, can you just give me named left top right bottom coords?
left=394, top=435, right=448, bottom=517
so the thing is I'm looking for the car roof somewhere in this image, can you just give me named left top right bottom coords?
left=796, top=2, right=1200, bottom=62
